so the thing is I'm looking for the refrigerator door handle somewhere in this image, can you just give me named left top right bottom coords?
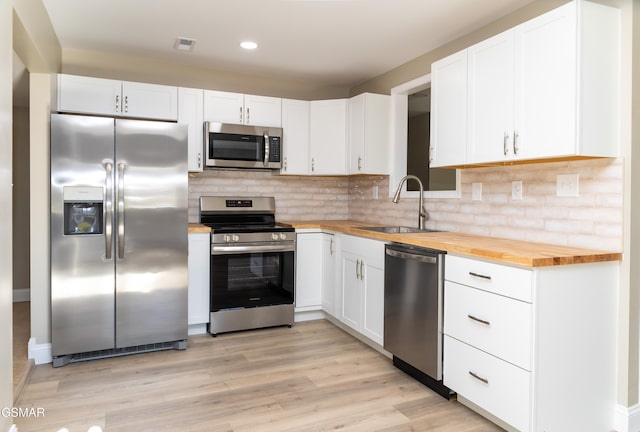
left=116, top=162, right=126, bottom=259
left=104, top=161, right=114, bottom=260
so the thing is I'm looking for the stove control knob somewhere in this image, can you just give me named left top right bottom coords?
left=272, top=233, right=279, bottom=241
left=224, top=235, right=231, bottom=243
left=279, top=233, right=287, bottom=240
left=232, top=234, right=240, bottom=242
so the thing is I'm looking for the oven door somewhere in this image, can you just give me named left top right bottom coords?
left=210, top=243, right=295, bottom=311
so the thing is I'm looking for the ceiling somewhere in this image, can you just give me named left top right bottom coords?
left=38, top=0, right=535, bottom=90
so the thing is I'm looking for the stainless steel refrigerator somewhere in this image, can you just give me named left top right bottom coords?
left=50, top=113, right=188, bottom=367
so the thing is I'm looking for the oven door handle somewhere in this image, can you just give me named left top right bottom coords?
left=212, top=243, right=295, bottom=255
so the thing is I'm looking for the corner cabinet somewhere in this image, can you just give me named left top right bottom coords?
left=347, top=93, right=391, bottom=175
left=203, top=90, right=282, bottom=127
left=431, top=0, right=620, bottom=167
left=443, top=254, right=617, bottom=432
left=188, top=231, right=210, bottom=334
left=178, top=87, right=204, bottom=172
left=338, top=234, right=385, bottom=345
left=57, top=74, right=178, bottom=121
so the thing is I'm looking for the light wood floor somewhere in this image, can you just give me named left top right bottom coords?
left=15, top=320, right=503, bottom=432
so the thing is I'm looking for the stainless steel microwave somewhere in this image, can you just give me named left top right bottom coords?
left=204, top=122, right=283, bottom=170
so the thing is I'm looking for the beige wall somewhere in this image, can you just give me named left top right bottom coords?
left=61, top=49, right=349, bottom=101
left=1, top=0, right=14, bottom=428
left=12, top=106, right=29, bottom=293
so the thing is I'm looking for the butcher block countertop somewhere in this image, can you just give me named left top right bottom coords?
left=188, top=223, right=211, bottom=233
left=284, top=220, right=621, bottom=268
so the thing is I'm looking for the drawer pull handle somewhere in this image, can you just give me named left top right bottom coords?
left=469, top=271, right=491, bottom=280
left=468, top=314, right=491, bottom=326
left=469, top=371, right=489, bottom=385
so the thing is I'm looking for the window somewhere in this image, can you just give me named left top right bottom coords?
left=389, top=74, right=460, bottom=198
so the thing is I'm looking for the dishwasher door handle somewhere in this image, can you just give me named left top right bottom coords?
left=386, top=248, right=437, bottom=264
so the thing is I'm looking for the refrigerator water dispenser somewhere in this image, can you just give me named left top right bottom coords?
left=63, top=186, right=103, bottom=235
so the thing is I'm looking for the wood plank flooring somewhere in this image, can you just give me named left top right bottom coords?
left=14, top=320, right=503, bottom=432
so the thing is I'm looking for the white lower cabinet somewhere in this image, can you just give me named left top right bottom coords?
left=443, top=254, right=618, bottom=432
left=188, top=232, right=210, bottom=333
left=338, top=234, right=385, bottom=345
left=295, top=231, right=336, bottom=312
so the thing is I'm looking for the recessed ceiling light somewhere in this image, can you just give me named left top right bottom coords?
left=174, top=37, right=196, bottom=52
left=240, top=41, right=258, bottom=50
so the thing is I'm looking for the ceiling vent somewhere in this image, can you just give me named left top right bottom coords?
left=174, top=37, right=196, bottom=52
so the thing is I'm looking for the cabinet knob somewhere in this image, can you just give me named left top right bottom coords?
left=358, top=156, right=362, bottom=171
left=514, top=131, right=519, bottom=155
left=124, top=95, right=128, bottom=113
left=311, top=158, right=315, bottom=172
left=198, top=152, right=201, bottom=168
left=246, top=107, right=250, bottom=124
left=239, top=106, right=243, bottom=123
left=115, top=95, right=120, bottom=112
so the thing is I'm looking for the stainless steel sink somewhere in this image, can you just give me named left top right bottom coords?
left=356, top=226, right=441, bottom=234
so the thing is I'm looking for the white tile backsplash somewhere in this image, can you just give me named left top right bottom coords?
left=189, top=157, right=623, bottom=251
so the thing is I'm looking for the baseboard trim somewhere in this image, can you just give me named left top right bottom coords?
left=12, top=289, right=30, bottom=303
left=615, top=404, right=640, bottom=432
left=28, top=338, right=52, bottom=365
left=294, top=309, right=326, bottom=322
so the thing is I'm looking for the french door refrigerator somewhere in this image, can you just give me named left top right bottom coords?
left=50, top=113, right=188, bottom=367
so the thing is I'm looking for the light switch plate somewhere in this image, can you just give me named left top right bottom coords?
left=557, top=173, right=579, bottom=197
left=472, top=182, right=482, bottom=201
left=512, top=180, right=523, bottom=201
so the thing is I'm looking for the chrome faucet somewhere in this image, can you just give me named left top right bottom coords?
left=392, top=175, right=428, bottom=229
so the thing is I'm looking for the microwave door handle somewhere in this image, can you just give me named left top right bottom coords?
left=263, top=133, right=270, bottom=167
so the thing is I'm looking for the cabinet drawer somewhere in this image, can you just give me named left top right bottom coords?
left=445, top=254, right=533, bottom=302
left=444, top=336, right=531, bottom=432
left=444, top=281, right=532, bottom=370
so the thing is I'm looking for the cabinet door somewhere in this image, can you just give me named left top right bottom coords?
left=467, top=29, right=515, bottom=164
left=340, top=251, right=362, bottom=331
left=178, top=87, right=204, bottom=172
left=188, top=232, right=210, bottom=326
left=281, top=99, right=310, bottom=174
left=362, top=262, right=384, bottom=345
left=244, top=94, right=282, bottom=127
left=514, top=3, right=575, bottom=159
left=295, top=233, right=323, bottom=309
left=348, top=93, right=390, bottom=175
left=309, top=99, right=347, bottom=175
left=121, top=81, right=178, bottom=121
left=203, top=90, right=245, bottom=124
left=429, top=51, right=468, bottom=167
left=58, top=74, right=122, bottom=117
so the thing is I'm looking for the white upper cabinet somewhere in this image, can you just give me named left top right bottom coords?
left=203, top=90, right=282, bottom=127
left=430, top=50, right=468, bottom=168
left=178, top=87, right=204, bottom=172
left=309, top=99, right=348, bottom=175
left=280, top=99, right=310, bottom=175
left=58, top=74, right=178, bottom=121
left=347, top=93, right=391, bottom=175
left=431, top=0, right=620, bottom=167
left=467, top=30, right=515, bottom=164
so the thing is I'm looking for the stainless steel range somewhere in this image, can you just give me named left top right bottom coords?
left=199, top=196, right=295, bottom=335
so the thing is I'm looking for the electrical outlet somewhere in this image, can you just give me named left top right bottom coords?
left=512, top=180, right=523, bottom=201
left=372, top=185, right=379, bottom=199
left=472, top=182, right=482, bottom=201
left=557, top=173, right=579, bottom=197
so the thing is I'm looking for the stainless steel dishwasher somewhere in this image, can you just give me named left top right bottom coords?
left=384, top=243, right=453, bottom=399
